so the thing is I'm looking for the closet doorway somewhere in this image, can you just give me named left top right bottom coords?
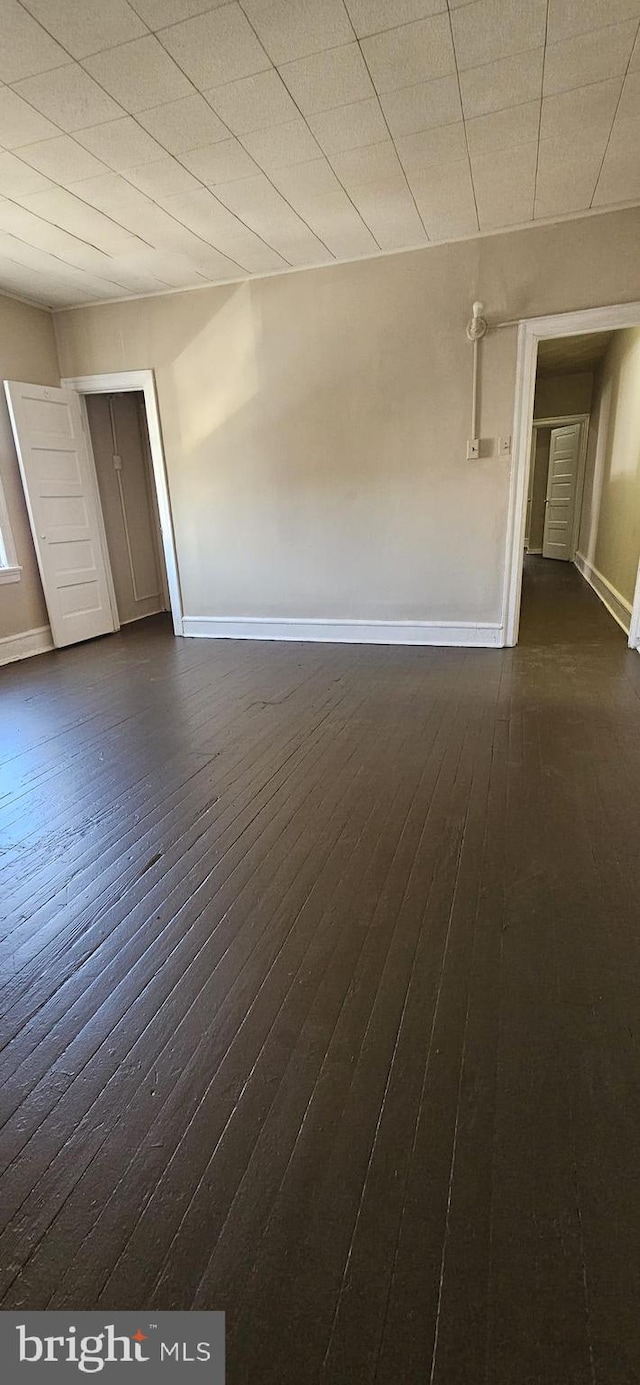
left=86, top=390, right=169, bottom=627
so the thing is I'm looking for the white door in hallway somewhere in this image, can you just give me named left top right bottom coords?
left=542, top=422, right=582, bottom=561
left=4, top=381, right=118, bottom=648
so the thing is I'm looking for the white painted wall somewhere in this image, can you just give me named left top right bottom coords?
left=1, top=205, right=639, bottom=651
left=54, top=208, right=640, bottom=638
left=534, top=370, right=593, bottom=419
left=579, top=327, right=640, bottom=610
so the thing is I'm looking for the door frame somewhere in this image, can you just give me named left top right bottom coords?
left=61, top=370, right=183, bottom=636
left=502, top=299, right=640, bottom=647
left=527, top=414, right=589, bottom=558
left=629, top=560, right=640, bottom=651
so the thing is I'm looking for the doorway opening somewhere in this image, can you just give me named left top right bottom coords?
left=85, top=391, right=169, bottom=629
left=504, top=303, right=640, bottom=650
left=63, top=370, right=183, bottom=640
left=525, top=413, right=590, bottom=561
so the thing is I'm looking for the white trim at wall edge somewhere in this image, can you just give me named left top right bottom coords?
left=574, top=553, right=632, bottom=634
left=182, top=616, right=503, bottom=647
left=630, top=560, right=640, bottom=650
left=0, top=624, right=53, bottom=666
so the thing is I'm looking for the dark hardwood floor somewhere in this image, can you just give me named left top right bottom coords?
left=2, top=557, right=640, bottom=1383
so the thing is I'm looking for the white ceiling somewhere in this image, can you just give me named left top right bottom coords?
left=537, top=328, right=615, bottom=371
left=0, top=0, right=639, bottom=309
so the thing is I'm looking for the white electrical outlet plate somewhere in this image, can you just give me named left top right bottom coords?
left=466, top=438, right=480, bottom=460
left=498, top=436, right=511, bottom=456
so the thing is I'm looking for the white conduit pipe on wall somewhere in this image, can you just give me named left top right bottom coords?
left=466, top=301, right=488, bottom=452
left=471, top=335, right=479, bottom=441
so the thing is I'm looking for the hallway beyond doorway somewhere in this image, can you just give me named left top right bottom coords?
left=519, top=554, right=627, bottom=646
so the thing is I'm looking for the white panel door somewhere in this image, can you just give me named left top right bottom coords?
left=4, top=381, right=118, bottom=647
left=542, top=422, right=582, bottom=561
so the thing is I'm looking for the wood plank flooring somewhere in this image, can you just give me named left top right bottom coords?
left=2, top=556, right=640, bottom=1383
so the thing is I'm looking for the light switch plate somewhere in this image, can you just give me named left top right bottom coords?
left=498, top=435, right=511, bottom=455
left=466, top=438, right=480, bottom=460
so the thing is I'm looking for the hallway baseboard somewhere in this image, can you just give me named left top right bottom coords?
left=574, top=552, right=632, bottom=634
left=0, top=624, right=53, bottom=666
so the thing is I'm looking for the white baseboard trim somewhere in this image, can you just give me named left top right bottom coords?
left=0, top=624, right=53, bottom=666
left=574, top=552, right=632, bottom=634
left=525, top=546, right=543, bottom=555
left=182, top=615, right=504, bottom=648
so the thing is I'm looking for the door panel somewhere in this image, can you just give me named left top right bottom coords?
left=86, top=393, right=165, bottom=625
left=542, top=422, right=582, bottom=562
left=4, top=381, right=118, bottom=648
